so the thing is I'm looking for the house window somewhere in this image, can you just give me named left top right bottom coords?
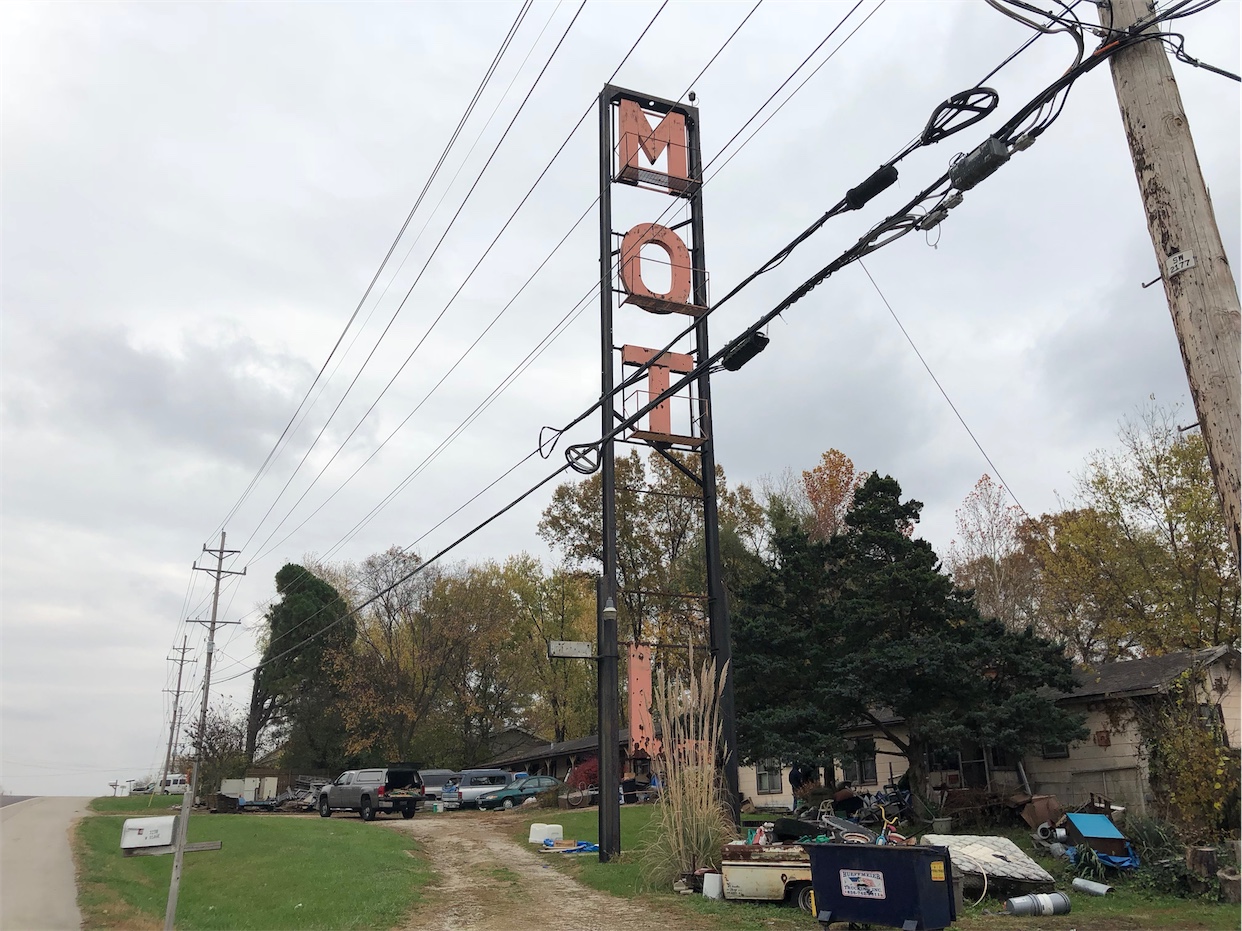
left=841, top=740, right=877, bottom=785
left=755, top=760, right=783, bottom=794
left=990, top=747, right=1013, bottom=768
left=1041, top=743, right=1070, bottom=759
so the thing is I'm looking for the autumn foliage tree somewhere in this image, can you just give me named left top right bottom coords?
left=802, top=448, right=868, bottom=541
left=332, top=548, right=471, bottom=764
left=946, top=407, right=1238, bottom=663
left=512, top=560, right=596, bottom=743
left=538, top=450, right=762, bottom=649
left=946, top=475, right=1039, bottom=631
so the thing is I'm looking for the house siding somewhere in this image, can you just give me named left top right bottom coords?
left=739, top=764, right=793, bottom=809
left=1021, top=706, right=1149, bottom=813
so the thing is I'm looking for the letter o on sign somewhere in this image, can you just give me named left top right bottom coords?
left=620, top=223, right=692, bottom=308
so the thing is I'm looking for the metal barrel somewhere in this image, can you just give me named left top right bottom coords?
left=1003, top=892, right=1072, bottom=916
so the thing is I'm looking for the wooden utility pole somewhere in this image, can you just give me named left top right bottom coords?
left=164, top=532, right=243, bottom=931
left=157, top=637, right=194, bottom=808
left=1099, top=0, right=1241, bottom=561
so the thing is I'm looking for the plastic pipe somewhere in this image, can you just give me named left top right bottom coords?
left=1072, top=877, right=1114, bottom=895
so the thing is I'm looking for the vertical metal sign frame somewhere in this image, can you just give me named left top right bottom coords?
left=597, top=85, right=740, bottom=864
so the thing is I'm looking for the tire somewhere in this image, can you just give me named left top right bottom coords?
left=502, top=797, right=515, bottom=810
left=791, top=882, right=814, bottom=913
left=360, top=797, right=375, bottom=822
left=566, top=787, right=585, bottom=808
left=401, top=807, right=415, bottom=819
left=319, top=797, right=332, bottom=818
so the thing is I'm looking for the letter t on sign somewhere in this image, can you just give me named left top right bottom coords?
left=621, top=344, right=696, bottom=442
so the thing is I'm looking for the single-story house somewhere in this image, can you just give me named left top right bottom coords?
left=484, top=729, right=633, bottom=781
left=802, top=646, right=1239, bottom=815
left=1023, top=645, right=1239, bottom=812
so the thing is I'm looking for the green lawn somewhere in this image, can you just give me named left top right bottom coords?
left=514, top=806, right=1240, bottom=931
left=76, top=800, right=431, bottom=930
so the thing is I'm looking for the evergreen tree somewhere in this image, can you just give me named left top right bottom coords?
left=246, top=564, right=355, bottom=768
left=734, top=473, right=1085, bottom=801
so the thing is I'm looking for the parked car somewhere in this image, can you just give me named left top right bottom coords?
left=477, top=775, right=565, bottom=810
left=418, top=769, right=460, bottom=802
left=318, top=765, right=424, bottom=821
left=441, top=769, right=510, bottom=810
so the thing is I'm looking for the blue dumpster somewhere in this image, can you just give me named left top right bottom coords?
left=801, top=843, right=956, bottom=930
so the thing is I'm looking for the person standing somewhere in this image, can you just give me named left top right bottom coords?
left=788, top=762, right=805, bottom=811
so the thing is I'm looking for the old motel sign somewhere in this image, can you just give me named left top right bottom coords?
left=595, top=86, right=739, bottom=861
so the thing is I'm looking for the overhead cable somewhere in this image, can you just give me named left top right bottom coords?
left=209, top=1, right=535, bottom=538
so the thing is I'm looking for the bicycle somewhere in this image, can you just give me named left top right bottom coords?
left=565, top=783, right=599, bottom=808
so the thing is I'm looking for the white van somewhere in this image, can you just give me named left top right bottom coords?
left=157, top=773, right=189, bottom=795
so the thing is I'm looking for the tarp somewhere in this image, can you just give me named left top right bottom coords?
left=1066, top=845, right=1140, bottom=870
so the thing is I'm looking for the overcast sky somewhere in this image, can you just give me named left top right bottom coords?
left=2, top=0, right=1238, bottom=797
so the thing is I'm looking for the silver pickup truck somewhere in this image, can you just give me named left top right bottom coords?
left=318, top=765, right=424, bottom=821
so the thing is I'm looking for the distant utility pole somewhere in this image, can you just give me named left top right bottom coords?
left=164, top=532, right=243, bottom=931
left=1099, top=0, right=1241, bottom=561
left=159, top=637, right=194, bottom=793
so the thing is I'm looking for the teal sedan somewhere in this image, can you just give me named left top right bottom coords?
left=477, top=775, right=564, bottom=810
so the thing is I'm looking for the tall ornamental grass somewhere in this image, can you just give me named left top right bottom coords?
left=643, top=658, right=738, bottom=888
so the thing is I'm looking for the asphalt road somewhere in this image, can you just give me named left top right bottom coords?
left=1, top=796, right=90, bottom=930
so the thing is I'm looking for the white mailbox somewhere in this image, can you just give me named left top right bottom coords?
left=120, top=816, right=178, bottom=850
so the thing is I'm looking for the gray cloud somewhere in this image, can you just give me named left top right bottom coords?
left=2, top=0, right=1237, bottom=795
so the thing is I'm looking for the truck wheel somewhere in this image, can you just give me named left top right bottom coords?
left=360, top=798, right=375, bottom=821
left=401, top=807, right=415, bottom=819
left=319, top=798, right=331, bottom=818
left=790, top=882, right=814, bottom=913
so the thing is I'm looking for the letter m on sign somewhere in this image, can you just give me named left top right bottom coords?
left=617, top=99, right=693, bottom=195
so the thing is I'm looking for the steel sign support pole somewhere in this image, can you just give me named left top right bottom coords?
left=597, top=87, right=621, bottom=863
left=685, top=108, right=740, bottom=826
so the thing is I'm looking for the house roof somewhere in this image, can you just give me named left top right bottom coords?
left=1063, top=645, right=1236, bottom=701
left=837, top=646, right=1238, bottom=734
left=484, top=729, right=632, bottom=767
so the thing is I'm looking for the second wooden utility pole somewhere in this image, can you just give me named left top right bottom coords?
left=1099, top=0, right=1241, bottom=561
left=156, top=637, right=194, bottom=807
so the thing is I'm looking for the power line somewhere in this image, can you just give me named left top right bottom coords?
left=857, top=259, right=1029, bottom=517
left=247, top=0, right=864, bottom=568
left=238, top=0, right=590, bottom=555
left=207, top=1, right=679, bottom=665
left=212, top=0, right=1174, bottom=681
left=248, top=0, right=766, bottom=564
left=212, top=2, right=940, bottom=670
left=210, top=2, right=536, bottom=538
left=240, top=0, right=685, bottom=560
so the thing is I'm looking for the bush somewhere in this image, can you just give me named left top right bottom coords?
left=566, top=757, right=598, bottom=790
left=535, top=788, right=560, bottom=808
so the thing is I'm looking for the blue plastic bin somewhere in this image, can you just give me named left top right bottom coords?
left=801, top=842, right=956, bottom=930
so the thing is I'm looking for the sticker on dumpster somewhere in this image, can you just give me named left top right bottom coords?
left=930, top=860, right=945, bottom=881
left=840, top=869, right=886, bottom=899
